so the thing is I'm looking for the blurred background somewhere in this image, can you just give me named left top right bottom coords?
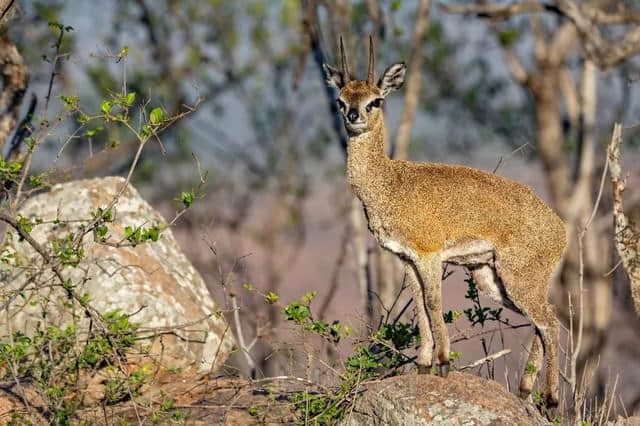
left=9, top=0, right=640, bottom=415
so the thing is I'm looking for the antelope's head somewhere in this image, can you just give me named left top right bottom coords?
left=323, top=36, right=406, bottom=136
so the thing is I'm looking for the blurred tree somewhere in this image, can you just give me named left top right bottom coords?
left=0, top=0, right=27, bottom=154
left=443, top=0, right=640, bottom=410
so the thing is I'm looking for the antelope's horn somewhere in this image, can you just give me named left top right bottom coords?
left=339, top=35, right=350, bottom=82
left=367, top=35, right=375, bottom=85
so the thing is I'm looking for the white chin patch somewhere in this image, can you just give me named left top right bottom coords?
left=347, top=123, right=367, bottom=134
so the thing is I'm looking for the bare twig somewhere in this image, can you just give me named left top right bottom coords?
left=231, top=294, right=257, bottom=377
left=459, top=349, right=511, bottom=371
left=492, top=142, right=530, bottom=174
left=450, top=322, right=530, bottom=344
left=43, top=24, right=66, bottom=115
left=566, top=124, right=609, bottom=394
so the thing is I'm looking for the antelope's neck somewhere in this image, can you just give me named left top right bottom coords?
left=346, top=119, right=391, bottom=207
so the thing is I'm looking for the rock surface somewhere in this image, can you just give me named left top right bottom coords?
left=340, top=372, right=550, bottom=426
left=1, top=176, right=234, bottom=373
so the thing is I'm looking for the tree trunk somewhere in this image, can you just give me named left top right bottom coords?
left=538, top=60, right=611, bottom=383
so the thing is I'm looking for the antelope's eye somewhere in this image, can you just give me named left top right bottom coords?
left=366, top=98, right=383, bottom=112
left=336, top=99, right=346, bottom=111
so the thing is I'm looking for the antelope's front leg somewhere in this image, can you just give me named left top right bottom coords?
left=415, top=254, right=450, bottom=377
left=405, top=263, right=433, bottom=373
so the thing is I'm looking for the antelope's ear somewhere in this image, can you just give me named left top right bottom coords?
left=323, top=63, right=345, bottom=90
left=378, top=62, right=406, bottom=97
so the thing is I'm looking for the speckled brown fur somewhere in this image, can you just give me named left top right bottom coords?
left=324, top=38, right=567, bottom=406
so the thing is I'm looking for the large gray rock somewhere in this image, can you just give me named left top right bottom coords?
left=340, top=372, right=549, bottom=426
left=0, top=176, right=234, bottom=373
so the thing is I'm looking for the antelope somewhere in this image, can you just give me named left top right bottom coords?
left=323, top=36, right=566, bottom=406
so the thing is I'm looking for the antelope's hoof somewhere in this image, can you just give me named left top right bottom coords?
left=545, top=394, right=559, bottom=409
left=438, top=362, right=450, bottom=378
left=519, top=389, right=531, bottom=400
left=417, top=364, right=432, bottom=375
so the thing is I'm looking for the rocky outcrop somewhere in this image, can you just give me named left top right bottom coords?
left=1, top=176, right=234, bottom=373
left=340, top=372, right=550, bottom=426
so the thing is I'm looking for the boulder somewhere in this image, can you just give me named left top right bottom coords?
left=612, top=416, right=640, bottom=426
left=1, top=176, right=234, bottom=373
left=340, top=372, right=549, bottom=426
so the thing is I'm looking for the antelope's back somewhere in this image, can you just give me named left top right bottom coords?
left=386, top=161, right=566, bottom=260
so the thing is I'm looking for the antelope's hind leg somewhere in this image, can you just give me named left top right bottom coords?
left=405, top=263, right=434, bottom=373
left=471, top=264, right=544, bottom=398
left=519, top=332, right=544, bottom=400
left=509, top=292, right=560, bottom=407
left=474, top=263, right=558, bottom=406
left=535, top=306, right=560, bottom=407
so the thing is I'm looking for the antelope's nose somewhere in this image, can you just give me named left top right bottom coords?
left=347, top=108, right=359, bottom=123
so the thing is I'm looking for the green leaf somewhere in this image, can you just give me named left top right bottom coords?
left=330, top=321, right=341, bottom=337
left=265, top=291, right=279, bottom=304
left=28, top=175, right=43, bottom=188
left=498, top=29, right=520, bottom=47
left=60, top=95, right=79, bottom=109
left=150, top=107, right=164, bottom=125
left=243, top=283, right=255, bottom=291
left=180, top=191, right=194, bottom=207
left=449, top=351, right=462, bottom=361
left=126, top=92, right=136, bottom=106
left=525, top=362, right=537, bottom=375
left=283, top=302, right=311, bottom=323
left=343, top=325, right=352, bottom=337
left=141, top=125, right=152, bottom=139
left=95, top=225, right=108, bottom=238
left=146, top=227, right=159, bottom=242
left=301, top=291, right=317, bottom=305
left=16, top=215, right=33, bottom=235
left=101, top=101, right=112, bottom=115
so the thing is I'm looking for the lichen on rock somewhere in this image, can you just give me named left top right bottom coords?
left=340, top=372, right=550, bottom=426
